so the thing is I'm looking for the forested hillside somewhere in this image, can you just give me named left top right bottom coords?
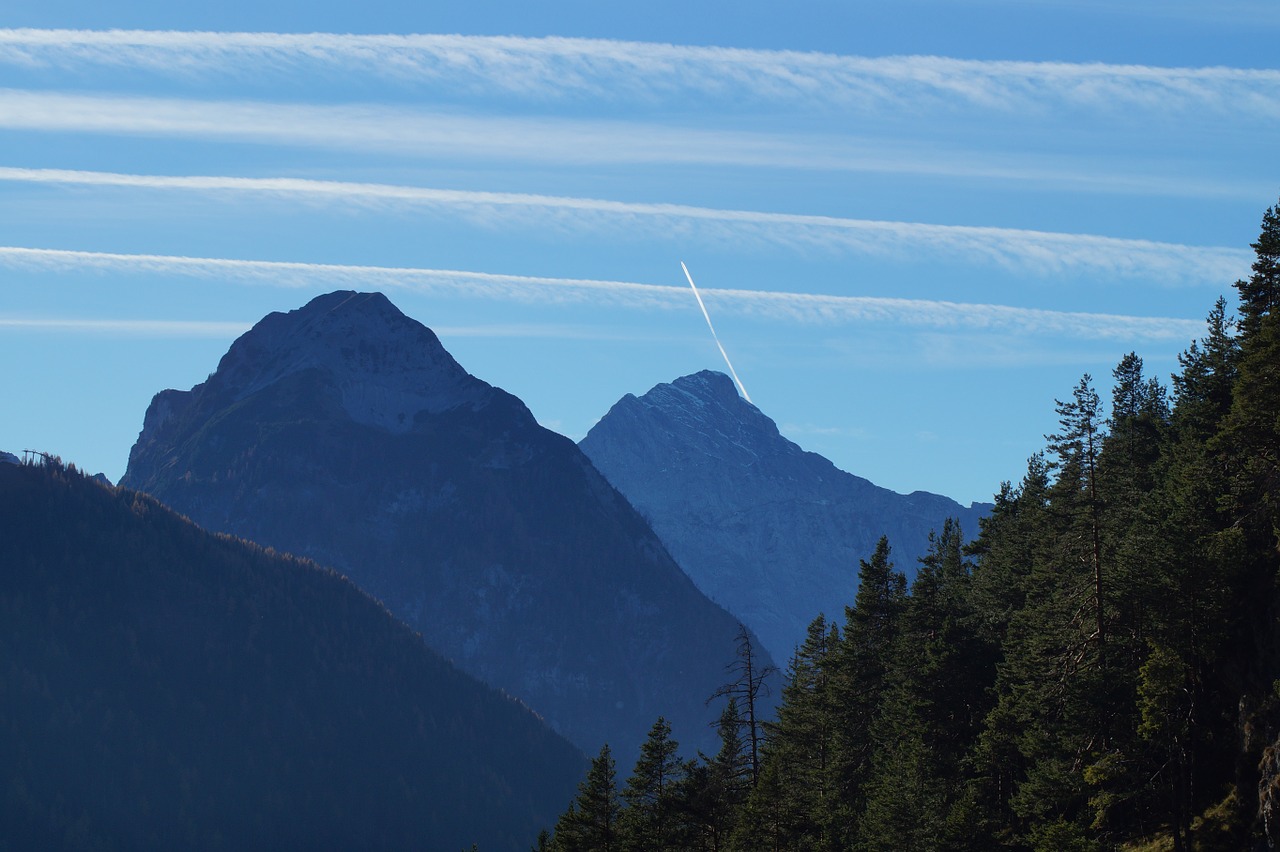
left=543, top=202, right=1280, bottom=851
left=0, top=461, right=584, bottom=851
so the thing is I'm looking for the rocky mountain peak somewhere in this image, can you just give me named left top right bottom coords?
left=588, top=370, right=801, bottom=474
left=123, top=293, right=764, bottom=758
left=581, top=372, right=990, bottom=662
left=207, top=290, right=486, bottom=433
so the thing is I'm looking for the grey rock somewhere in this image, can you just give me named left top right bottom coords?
left=580, top=370, right=990, bottom=664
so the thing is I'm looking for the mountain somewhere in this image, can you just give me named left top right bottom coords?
left=579, top=370, right=990, bottom=663
left=121, top=291, right=768, bottom=759
left=0, top=459, right=583, bottom=851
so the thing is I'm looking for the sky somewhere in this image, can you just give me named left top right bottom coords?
left=1, top=1, right=1277, bottom=506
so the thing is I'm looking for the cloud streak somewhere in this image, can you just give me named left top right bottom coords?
left=0, top=245, right=1206, bottom=342
left=0, top=90, right=1257, bottom=202
left=1, top=29, right=1277, bottom=118
left=0, top=316, right=251, bottom=336
left=0, top=167, right=1248, bottom=284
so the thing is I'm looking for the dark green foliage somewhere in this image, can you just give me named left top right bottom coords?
left=620, top=719, right=687, bottom=851
left=829, top=535, right=906, bottom=831
left=0, top=461, right=584, bottom=851
left=854, top=522, right=993, bottom=852
left=1234, top=202, right=1280, bottom=341
left=751, top=615, right=840, bottom=850
left=572, top=199, right=1280, bottom=851
left=684, top=699, right=750, bottom=850
left=554, top=746, right=623, bottom=852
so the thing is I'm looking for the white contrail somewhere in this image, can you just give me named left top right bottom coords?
left=0, top=316, right=251, bottom=336
left=0, top=89, right=1264, bottom=210
left=1, top=29, right=1277, bottom=119
left=0, top=166, right=1250, bottom=284
left=681, top=261, right=751, bottom=402
left=0, top=245, right=1206, bottom=341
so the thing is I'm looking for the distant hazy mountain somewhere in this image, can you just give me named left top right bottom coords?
left=0, top=460, right=583, bottom=851
left=121, top=291, right=768, bottom=759
left=579, top=370, right=991, bottom=663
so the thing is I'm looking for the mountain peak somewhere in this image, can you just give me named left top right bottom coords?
left=673, top=369, right=739, bottom=398
left=657, top=370, right=750, bottom=411
left=209, top=290, right=487, bottom=433
left=124, top=291, right=762, bottom=758
left=581, top=374, right=990, bottom=662
left=593, top=370, right=793, bottom=471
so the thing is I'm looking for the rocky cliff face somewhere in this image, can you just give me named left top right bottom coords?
left=122, top=292, right=768, bottom=759
left=579, top=370, right=990, bottom=663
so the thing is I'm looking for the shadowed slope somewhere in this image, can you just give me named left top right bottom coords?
left=0, top=459, right=584, bottom=851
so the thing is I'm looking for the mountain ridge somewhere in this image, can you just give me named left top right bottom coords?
left=0, top=459, right=583, bottom=851
left=122, top=291, right=771, bottom=759
left=580, top=369, right=991, bottom=662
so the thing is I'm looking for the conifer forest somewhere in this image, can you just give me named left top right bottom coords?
left=544, top=200, right=1280, bottom=851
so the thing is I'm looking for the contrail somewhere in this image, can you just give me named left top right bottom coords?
left=0, top=245, right=1207, bottom=341
left=681, top=261, right=751, bottom=403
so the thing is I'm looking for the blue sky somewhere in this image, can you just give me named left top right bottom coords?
left=1, top=1, right=1276, bottom=506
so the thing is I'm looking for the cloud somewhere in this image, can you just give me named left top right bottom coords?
left=0, top=245, right=1206, bottom=342
left=0, top=167, right=1248, bottom=283
left=0, top=89, right=1259, bottom=202
left=1, top=29, right=1277, bottom=118
left=0, top=316, right=251, bottom=336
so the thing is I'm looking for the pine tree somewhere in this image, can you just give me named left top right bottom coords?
left=1208, top=199, right=1280, bottom=843
left=757, top=614, right=840, bottom=850
left=967, top=454, right=1053, bottom=649
left=829, top=537, right=907, bottom=841
left=1171, top=297, right=1238, bottom=442
left=711, top=625, right=777, bottom=789
left=554, top=745, right=622, bottom=852
left=855, top=727, right=948, bottom=852
left=973, top=375, right=1121, bottom=844
left=1136, top=300, right=1246, bottom=847
left=684, top=698, right=750, bottom=851
left=620, top=718, right=684, bottom=852
left=1082, top=355, right=1174, bottom=838
left=857, top=521, right=993, bottom=852
left=967, top=456, right=1054, bottom=837
left=1046, top=374, right=1107, bottom=659
left=1234, top=202, right=1280, bottom=341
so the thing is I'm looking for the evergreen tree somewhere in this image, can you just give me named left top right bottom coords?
left=857, top=521, right=992, bottom=852
left=554, top=745, right=622, bottom=852
left=711, top=625, right=777, bottom=788
left=828, top=537, right=907, bottom=841
left=967, top=456, right=1054, bottom=837
left=756, top=615, right=840, bottom=850
left=1170, top=297, right=1238, bottom=442
left=1209, top=200, right=1280, bottom=843
left=967, top=454, right=1053, bottom=648
left=538, top=196, right=1280, bottom=851
left=620, top=718, right=685, bottom=852
left=1234, top=202, right=1280, bottom=340
left=1046, top=374, right=1107, bottom=658
left=1137, top=300, right=1245, bottom=848
left=975, top=375, right=1122, bottom=844
left=684, top=699, right=750, bottom=851
left=855, top=728, right=948, bottom=852
left=1083, top=355, right=1173, bottom=839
